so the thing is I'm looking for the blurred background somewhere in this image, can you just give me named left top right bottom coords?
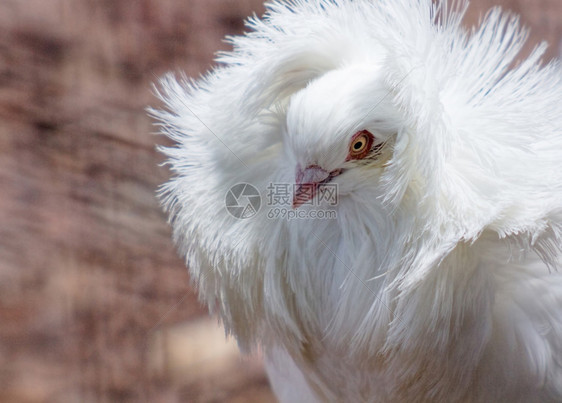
left=0, top=0, right=560, bottom=402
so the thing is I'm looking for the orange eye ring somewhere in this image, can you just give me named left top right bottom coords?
left=348, top=130, right=374, bottom=160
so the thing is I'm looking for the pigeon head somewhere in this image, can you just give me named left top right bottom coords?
left=284, top=64, right=403, bottom=208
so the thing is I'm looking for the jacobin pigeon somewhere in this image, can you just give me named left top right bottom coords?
left=152, top=0, right=562, bottom=401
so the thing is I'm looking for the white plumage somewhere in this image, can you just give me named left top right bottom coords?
left=152, top=1, right=562, bottom=401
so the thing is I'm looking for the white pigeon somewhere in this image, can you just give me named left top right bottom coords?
left=152, top=0, right=562, bottom=401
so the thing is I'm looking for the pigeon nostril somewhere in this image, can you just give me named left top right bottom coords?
left=296, top=165, right=330, bottom=185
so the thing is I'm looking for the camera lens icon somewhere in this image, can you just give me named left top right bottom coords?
left=225, top=183, right=261, bottom=219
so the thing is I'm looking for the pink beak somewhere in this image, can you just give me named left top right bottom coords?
left=292, top=165, right=341, bottom=209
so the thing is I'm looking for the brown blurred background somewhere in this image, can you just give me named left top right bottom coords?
left=0, top=1, right=560, bottom=402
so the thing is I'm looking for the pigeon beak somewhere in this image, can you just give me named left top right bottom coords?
left=292, top=165, right=341, bottom=209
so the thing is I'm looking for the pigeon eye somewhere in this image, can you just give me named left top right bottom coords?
left=348, top=130, right=374, bottom=160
